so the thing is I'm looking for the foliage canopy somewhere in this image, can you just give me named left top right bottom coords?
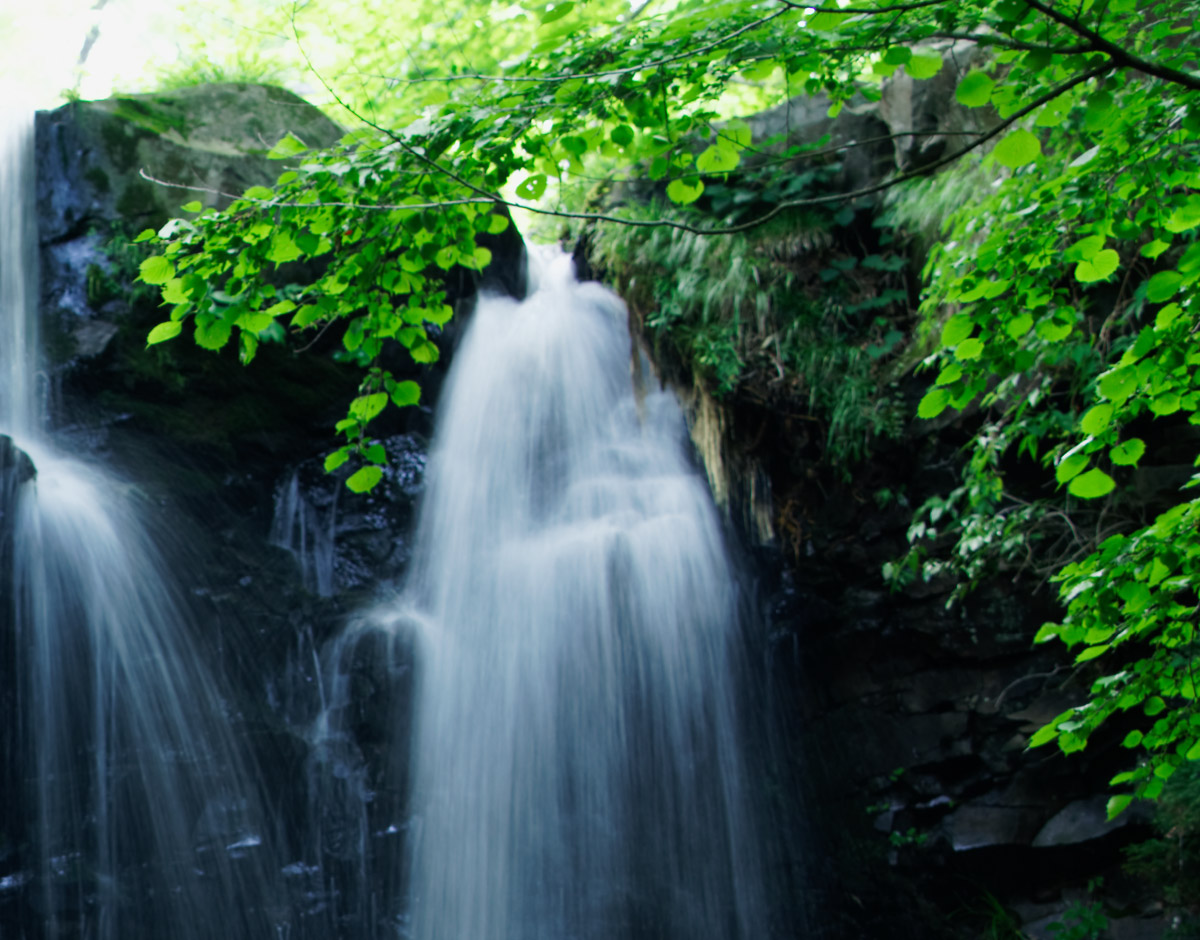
left=137, top=0, right=1200, bottom=804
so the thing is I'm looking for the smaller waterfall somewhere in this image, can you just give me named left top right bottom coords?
left=270, top=470, right=338, bottom=597
left=1, top=107, right=288, bottom=939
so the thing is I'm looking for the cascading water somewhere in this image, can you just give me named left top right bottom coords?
left=270, top=469, right=339, bottom=598
left=1, top=109, right=285, bottom=939
left=337, top=247, right=773, bottom=938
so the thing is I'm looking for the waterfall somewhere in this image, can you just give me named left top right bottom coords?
left=366, top=247, right=770, bottom=939
left=1, top=109, right=284, bottom=939
left=270, top=469, right=338, bottom=598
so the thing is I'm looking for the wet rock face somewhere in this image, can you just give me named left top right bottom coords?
left=0, top=435, right=35, bottom=486
left=36, top=84, right=345, bottom=374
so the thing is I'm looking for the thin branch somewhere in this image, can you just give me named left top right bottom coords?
left=776, top=0, right=952, bottom=11
left=137, top=169, right=494, bottom=212
left=1023, top=0, right=1200, bottom=90
left=147, top=61, right=1109, bottom=241
left=933, top=31, right=1090, bottom=54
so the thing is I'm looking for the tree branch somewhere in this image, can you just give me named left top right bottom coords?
left=1023, top=0, right=1200, bottom=90
left=137, top=169, right=495, bottom=212
left=933, top=31, right=1090, bottom=54
left=155, top=58, right=1109, bottom=241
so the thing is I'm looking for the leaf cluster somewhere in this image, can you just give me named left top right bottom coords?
left=132, top=0, right=1200, bottom=813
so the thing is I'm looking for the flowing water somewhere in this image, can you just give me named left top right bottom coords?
left=5, top=98, right=776, bottom=938
left=1, top=109, right=283, bottom=940
left=363, top=248, right=770, bottom=939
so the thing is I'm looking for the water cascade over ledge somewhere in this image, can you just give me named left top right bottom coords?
left=323, top=247, right=773, bottom=939
left=1, top=109, right=284, bottom=940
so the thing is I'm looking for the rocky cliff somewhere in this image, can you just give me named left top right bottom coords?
left=584, top=52, right=1169, bottom=940
left=7, top=77, right=1169, bottom=939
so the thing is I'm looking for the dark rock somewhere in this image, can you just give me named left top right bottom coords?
left=0, top=436, right=35, bottom=485
left=1031, top=796, right=1140, bottom=848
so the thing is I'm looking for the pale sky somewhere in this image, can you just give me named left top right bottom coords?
left=0, top=0, right=294, bottom=110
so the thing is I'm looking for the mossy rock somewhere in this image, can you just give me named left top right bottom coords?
left=37, top=83, right=343, bottom=239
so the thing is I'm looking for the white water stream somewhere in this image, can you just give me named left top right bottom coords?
left=1, top=108, right=281, bottom=940
left=375, top=248, right=768, bottom=939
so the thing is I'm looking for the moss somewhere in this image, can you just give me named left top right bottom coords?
left=98, top=115, right=148, bottom=172
left=110, top=96, right=189, bottom=138
left=83, top=165, right=110, bottom=195
left=115, top=179, right=161, bottom=224
left=590, top=202, right=913, bottom=472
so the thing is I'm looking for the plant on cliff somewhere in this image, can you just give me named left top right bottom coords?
left=136, top=0, right=1200, bottom=800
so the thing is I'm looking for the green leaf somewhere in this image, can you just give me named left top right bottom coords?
left=235, top=310, right=275, bottom=333
left=955, top=337, right=984, bottom=360
left=1055, top=453, right=1089, bottom=484
left=390, top=380, right=421, bottom=407
left=935, top=363, right=962, bottom=386
left=346, top=465, right=384, bottom=493
left=1099, top=368, right=1137, bottom=403
left=1146, top=270, right=1182, bottom=302
left=1076, top=644, right=1109, bottom=663
left=134, top=228, right=157, bottom=243
left=666, top=177, right=704, bottom=205
left=266, top=232, right=303, bottom=264
left=994, top=130, right=1041, bottom=168
left=487, top=213, right=510, bottom=235
left=540, top=1, right=574, bottom=23
left=1151, top=392, right=1181, bottom=416
left=1145, top=696, right=1167, bottom=716
left=161, top=278, right=191, bottom=305
left=1074, top=249, right=1120, bottom=283
left=194, top=315, right=233, bottom=351
left=146, top=321, right=182, bottom=345
left=697, top=144, right=739, bottom=174
left=906, top=53, right=942, bottom=79
left=956, top=71, right=994, bottom=107
left=1006, top=311, right=1033, bottom=339
left=1156, top=303, right=1182, bottom=329
left=180, top=200, right=203, bottom=213
left=324, top=448, right=351, bottom=472
left=1165, top=197, right=1200, bottom=233
left=1123, top=730, right=1144, bottom=748
left=941, top=314, right=974, bottom=347
left=266, top=132, right=308, bottom=160
left=1029, top=723, right=1060, bottom=748
left=516, top=173, right=548, bottom=200
left=410, top=339, right=440, bottom=364
left=1068, top=468, right=1116, bottom=499
left=806, top=9, right=848, bottom=31
left=1110, top=438, right=1145, bottom=466
left=1064, top=235, right=1105, bottom=262
left=917, top=387, right=950, bottom=419
left=610, top=124, right=635, bottom=147
left=139, top=255, right=175, bottom=285
left=1080, top=403, right=1113, bottom=436
left=1084, top=92, right=1113, bottom=131
left=292, top=305, right=322, bottom=329
left=1106, top=794, right=1133, bottom=820
left=351, top=392, right=389, bottom=422
left=561, top=135, right=587, bottom=157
